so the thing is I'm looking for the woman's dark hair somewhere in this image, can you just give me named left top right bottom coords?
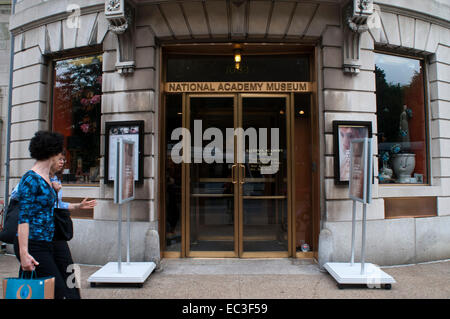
left=29, top=131, right=64, bottom=160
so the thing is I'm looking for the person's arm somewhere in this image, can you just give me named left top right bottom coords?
left=67, top=198, right=97, bottom=212
left=17, top=176, right=39, bottom=271
left=17, top=223, right=39, bottom=271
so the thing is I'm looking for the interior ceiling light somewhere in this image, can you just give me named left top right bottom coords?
left=233, top=44, right=242, bottom=70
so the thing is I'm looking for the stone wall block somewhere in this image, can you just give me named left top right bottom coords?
left=430, top=81, right=450, bottom=102
left=398, top=15, right=415, bottom=48
left=324, top=219, right=416, bottom=265
left=136, top=46, right=155, bottom=69
left=425, top=24, right=440, bottom=53
left=76, top=13, right=98, bottom=47
left=431, top=119, right=450, bottom=139
left=143, top=156, right=154, bottom=179
left=45, top=20, right=62, bottom=53
left=102, top=31, right=117, bottom=52
left=435, top=44, right=450, bottom=65
left=368, top=10, right=383, bottom=43
left=323, top=69, right=375, bottom=92
left=323, top=90, right=377, bottom=112
left=321, top=26, right=343, bottom=47
left=23, top=25, right=46, bottom=52
left=326, top=198, right=384, bottom=222
left=97, top=11, right=109, bottom=45
left=10, top=140, right=31, bottom=159
left=432, top=138, right=450, bottom=158
left=69, top=219, right=156, bottom=264
left=102, top=69, right=155, bottom=93
left=135, top=26, right=156, bottom=48
left=360, top=31, right=374, bottom=50
left=380, top=11, right=401, bottom=46
left=14, top=32, right=24, bottom=53
left=12, top=64, right=47, bottom=88
left=12, top=82, right=47, bottom=105
left=415, top=216, right=450, bottom=262
left=11, top=120, right=46, bottom=141
left=431, top=100, right=450, bottom=121
left=429, top=62, right=450, bottom=84
left=102, top=50, right=116, bottom=72
left=437, top=197, right=450, bottom=216
left=414, top=19, right=431, bottom=52
left=10, top=158, right=36, bottom=178
left=13, top=46, right=44, bottom=70
left=11, top=102, right=47, bottom=123
left=102, top=91, right=154, bottom=114
left=62, top=18, right=77, bottom=50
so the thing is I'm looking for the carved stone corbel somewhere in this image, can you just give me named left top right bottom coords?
left=105, top=0, right=136, bottom=75
left=342, top=0, right=373, bottom=75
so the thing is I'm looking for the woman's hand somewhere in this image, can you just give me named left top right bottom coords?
left=20, top=252, right=39, bottom=272
left=79, top=198, right=97, bottom=210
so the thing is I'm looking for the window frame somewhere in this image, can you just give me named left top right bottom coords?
left=374, top=48, right=432, bottom=187
left=49, top=49, right=104, bottom=187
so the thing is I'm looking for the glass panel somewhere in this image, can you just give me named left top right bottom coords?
left=165, top=95, right=183, bottom=251
left=293, top=94, right=313, bottom=252
left=375, top=53, right=428, bottom=184
left=189, top=97, right=235, bottom=252
left=241, top=97, right=288, bottom=252
left=52, top=54, right=102, bottom=184
left=167, top=55, right=310, bottom=82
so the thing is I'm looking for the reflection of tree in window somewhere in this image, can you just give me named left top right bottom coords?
left=53, top=55, right=102, bottom=184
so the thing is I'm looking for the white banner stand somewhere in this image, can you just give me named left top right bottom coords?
left=324, top=138, right=395, bottom=289
left=88, top=139, right=155, bottom=287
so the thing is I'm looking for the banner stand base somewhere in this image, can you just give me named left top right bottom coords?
left=88, top=262, right=156, bottom=287
left=324, top=262, right=395, bottom=289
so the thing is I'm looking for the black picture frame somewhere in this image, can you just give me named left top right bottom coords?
left=333, top=121, right=372, bottom=185
left=105, top=120, right=144, bottom=184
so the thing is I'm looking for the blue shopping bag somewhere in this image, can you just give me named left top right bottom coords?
left=2, top=271, right=55, bottom=299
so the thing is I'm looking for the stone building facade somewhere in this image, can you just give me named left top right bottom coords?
left=3, top=0, right=450, bottom=266
left=0, top=1, right=11, bottom=200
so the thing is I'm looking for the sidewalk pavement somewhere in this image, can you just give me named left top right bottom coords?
left=1, top=253, right=449, bottom=299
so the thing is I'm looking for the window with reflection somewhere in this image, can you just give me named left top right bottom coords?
left=375, top=53, right=428, bottom=184
left=52, top=54, right=102, bottom=184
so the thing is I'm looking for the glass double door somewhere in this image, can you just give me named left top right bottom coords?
left=186, top=94, right=289, bottom=257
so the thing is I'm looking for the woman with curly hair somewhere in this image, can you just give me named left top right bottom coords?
left=13, top=130, right=72, bottom=299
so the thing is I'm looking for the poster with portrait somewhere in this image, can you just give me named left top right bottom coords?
left=105, top=121, right=144, bottom=184
left=333, top=121, right=372, bottom=185
left=349, top=138, right=373, bottom=204
left=114, top=139, right=135, bottom=204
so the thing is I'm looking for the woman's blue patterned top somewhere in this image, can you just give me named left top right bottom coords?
left=17, top=170, right=57, bottom=242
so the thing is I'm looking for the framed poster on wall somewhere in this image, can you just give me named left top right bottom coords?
left=333, top=121, right=372, bottom=185
left=105, top=121, right=144, bottom=184
left=114, top=139, right=135, bottom=204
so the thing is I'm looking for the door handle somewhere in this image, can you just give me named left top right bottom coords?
left=240, top=164, right=245, bottom=184
left=231, top=164, right=237, bottom=184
